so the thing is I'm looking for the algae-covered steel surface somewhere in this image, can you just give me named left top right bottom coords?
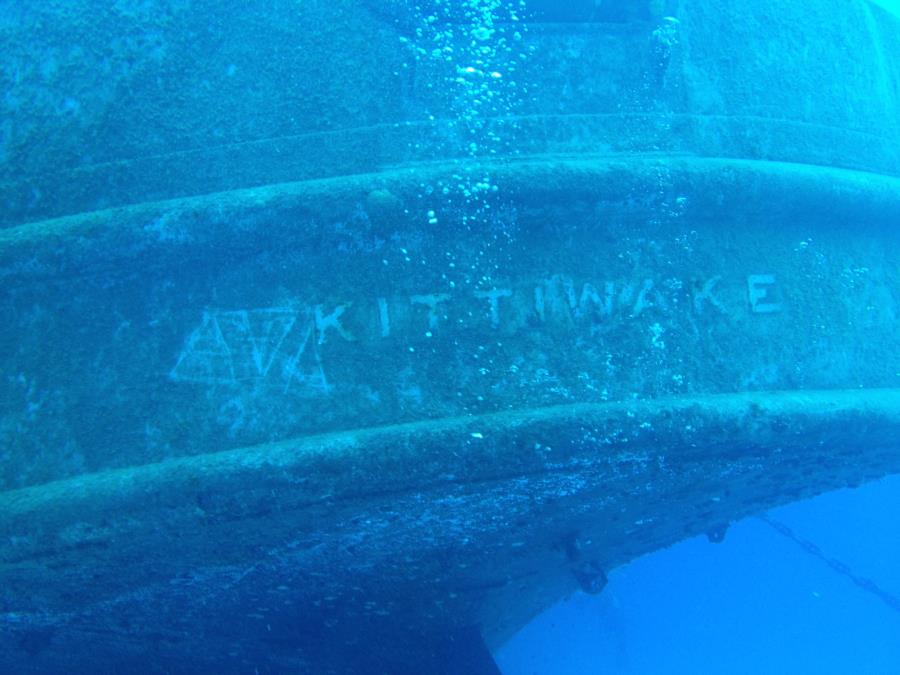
left=2, top=157, right=900, bottom=490
left=2, top=390, right=899, bottom=672
left=1, top=0, right=898, bottom=227
left=1, top=0, right=900, bottom=672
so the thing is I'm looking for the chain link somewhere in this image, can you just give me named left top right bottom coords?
left=756, top=513, right=900, bottom=616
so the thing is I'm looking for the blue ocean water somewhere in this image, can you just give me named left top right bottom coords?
left=1, top=1, right=899, bottom=673
left=874, top=0, right=900, bottom=14
left=498, top=475, right=900, bottom=674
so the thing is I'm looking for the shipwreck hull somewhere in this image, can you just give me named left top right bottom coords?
left=2, top=157, right=899, bottom=672
left=1, top=0, right=899, bottom=672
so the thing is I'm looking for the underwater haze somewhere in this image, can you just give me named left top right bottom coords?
left=873, top=0, right=900, bottom=15
left=1, top=1, right=899, bottom=673
left=498, top=475, right=900, bottom=674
